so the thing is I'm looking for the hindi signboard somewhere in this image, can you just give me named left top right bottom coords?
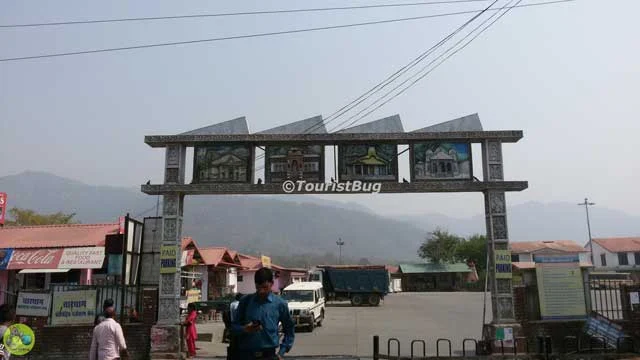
left=16, top=292, right=51, bottom=317
left=51, top=289, right=97, bottom=325
left=160, top=245, right=178, bottom=274
left=58, top=247, right=105, bottom=269
left=536, top=262, right=587, bottom=320
left=494, top=250, right=512, bottom=279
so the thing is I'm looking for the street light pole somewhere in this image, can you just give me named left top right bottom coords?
left=578, top=198, right=596, bottom=265
left=336, top=238, right=345, bottom=265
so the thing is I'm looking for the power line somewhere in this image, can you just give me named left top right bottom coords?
left=0, top=1, right=574, bottom=63
left=339, top=0, right=528, bottom=127
left=259, top=0, right=575, bottom=142
left=251, top=0, right=501, bottom=174
left=254, top=0, right=575, bottom=172
left=316, top=0, right=501, bottom=134
left=0, top=1, right=492, bottom=29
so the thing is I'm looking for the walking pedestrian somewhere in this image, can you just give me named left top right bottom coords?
left=231, top=267, right=295, bottom=359
left=89, top=307, right=129, bottom=360
left=94, top=299, right=115, bottom=326
left=183, top=303, right=198, bottom=358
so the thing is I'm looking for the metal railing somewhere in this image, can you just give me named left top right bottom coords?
left=372, top=334, right=638, bottom=359
left=587, top=279, right=628, bottom=320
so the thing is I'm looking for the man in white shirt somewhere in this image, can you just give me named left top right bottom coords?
left=89, top=307, right=128, bottom=360
left=229, top=293, right=242, bottom=322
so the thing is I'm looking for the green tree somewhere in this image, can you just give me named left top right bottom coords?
left=6, top=207, right=79, bottom=226
left=417, top=228, right=462, bottom=263
left=455, top=234, right=488, bottom=270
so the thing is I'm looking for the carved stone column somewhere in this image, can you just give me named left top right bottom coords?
left=151, top=144, right=187, bottom=359
left=482, top=140, right=520, bottom=348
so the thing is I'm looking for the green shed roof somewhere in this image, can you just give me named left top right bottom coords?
left=399, top=263, right=471, bottom=274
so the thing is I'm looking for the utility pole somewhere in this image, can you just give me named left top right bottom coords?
left=578, top=198, right=596, bottom=265
left=336, top=238, right=345, bottom=265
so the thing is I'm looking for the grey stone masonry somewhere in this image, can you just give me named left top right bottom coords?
left=482, top=140, right=515, bottom=324
left=157, top=145, right=187, bottom=326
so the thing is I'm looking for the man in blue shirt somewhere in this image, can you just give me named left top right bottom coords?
left=231, top=267, right=295, bottom=359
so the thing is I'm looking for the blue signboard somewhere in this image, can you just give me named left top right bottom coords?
left=584, top=313, right=624, bottom=349
left=0, top=249, right=13, bottom=270
left=108, top=254, right=122, bottom=275
left=533, top=254, right=579, bottom=263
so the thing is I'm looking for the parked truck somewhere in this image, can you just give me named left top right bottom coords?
left=309, top=265, right=389, bottom=306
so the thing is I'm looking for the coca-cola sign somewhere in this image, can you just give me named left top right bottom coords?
left=7, top=249, right=63, bottom=269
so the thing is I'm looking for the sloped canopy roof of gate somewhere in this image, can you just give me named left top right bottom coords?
left=256, top=115, right=326, bottom=134
left=336, top=114, right=404, bottom=133
left=179, top=116, right=249, bottom=135
left=412, top=113, right=483, bottom=133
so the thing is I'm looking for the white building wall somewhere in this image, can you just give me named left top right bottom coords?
left=227, top=267, right=238, bottom=294
left=236, top=270, right=255, bottom=295
left=196, top=265, right=208, bottom=301
left=589, top=241, right=640, bottom=269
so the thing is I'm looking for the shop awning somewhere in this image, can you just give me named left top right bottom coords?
left=19, top=269, right=70, bottom=274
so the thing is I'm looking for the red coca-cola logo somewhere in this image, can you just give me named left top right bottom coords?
left=8, top=249, right=63, bottom=269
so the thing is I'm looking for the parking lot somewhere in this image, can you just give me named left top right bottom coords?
left=197, top=291, right=490, bottom=358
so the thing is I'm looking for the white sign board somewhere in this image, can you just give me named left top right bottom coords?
left=16, top=292, right=51, bottom=317
left=631, top=292, right=639, bottom=305
left=51, top=290, right=97, bottom=325
left=58, top=247, right=105, bottom=269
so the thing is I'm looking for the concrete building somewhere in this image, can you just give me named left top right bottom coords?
left=510, top=240, right=592, bottom=286
left=0, top=223, right=123, bottom=305
left=588, top=237, right=640, bottom=272
left=236, top=254, right=307, bottom=295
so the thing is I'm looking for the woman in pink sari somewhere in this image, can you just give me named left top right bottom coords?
left=183, top=303, right=198, bottom=358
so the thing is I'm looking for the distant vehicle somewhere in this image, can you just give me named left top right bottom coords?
left=309, top=265, right=389, bottom=306
left=281, top=282, right=325, bottom=331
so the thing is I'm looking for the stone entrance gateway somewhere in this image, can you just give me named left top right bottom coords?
left=141, top=113, right=527, bottom=358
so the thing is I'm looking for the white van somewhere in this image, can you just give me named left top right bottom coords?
left=281, top=281, right=325, bottom=331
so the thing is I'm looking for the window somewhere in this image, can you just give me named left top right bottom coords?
left=635, top=253, right=640, bottom=265
left=618, top=253, right=629, bottom=266
left=511, top=254, right=519, bottom=263
left=237, top=275, right=243, bottom=282
left=601, top=254, right=607, bottom=267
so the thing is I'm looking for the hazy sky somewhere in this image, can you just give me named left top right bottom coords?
left=1, top=0, right=638, bottom=218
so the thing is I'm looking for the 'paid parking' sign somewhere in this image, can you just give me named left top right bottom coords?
left=495, top=250, right=512, bottom=279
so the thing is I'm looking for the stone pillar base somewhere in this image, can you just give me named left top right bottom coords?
left=483, top=322, right=523, bottom=353
left=150, top=324, right=183, bottom=360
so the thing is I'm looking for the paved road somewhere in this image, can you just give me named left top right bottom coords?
left=197, top=292, right=490, bottom=358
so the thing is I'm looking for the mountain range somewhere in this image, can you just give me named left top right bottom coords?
left=1, top=171, right=638, bottom=265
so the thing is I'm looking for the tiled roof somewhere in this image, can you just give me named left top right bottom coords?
left=593, top=237, right=640, bottom=253
left=399, top=263, right=471, bottom=274
left=0, top=223, right=119, bottom=249
left=238, top=255, right=262, bottom=270
left=509, top=240, right=588, bottom=254
left=199, top=247, right=240, bottom=267
left=182, top=237, right=196, bottom=250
